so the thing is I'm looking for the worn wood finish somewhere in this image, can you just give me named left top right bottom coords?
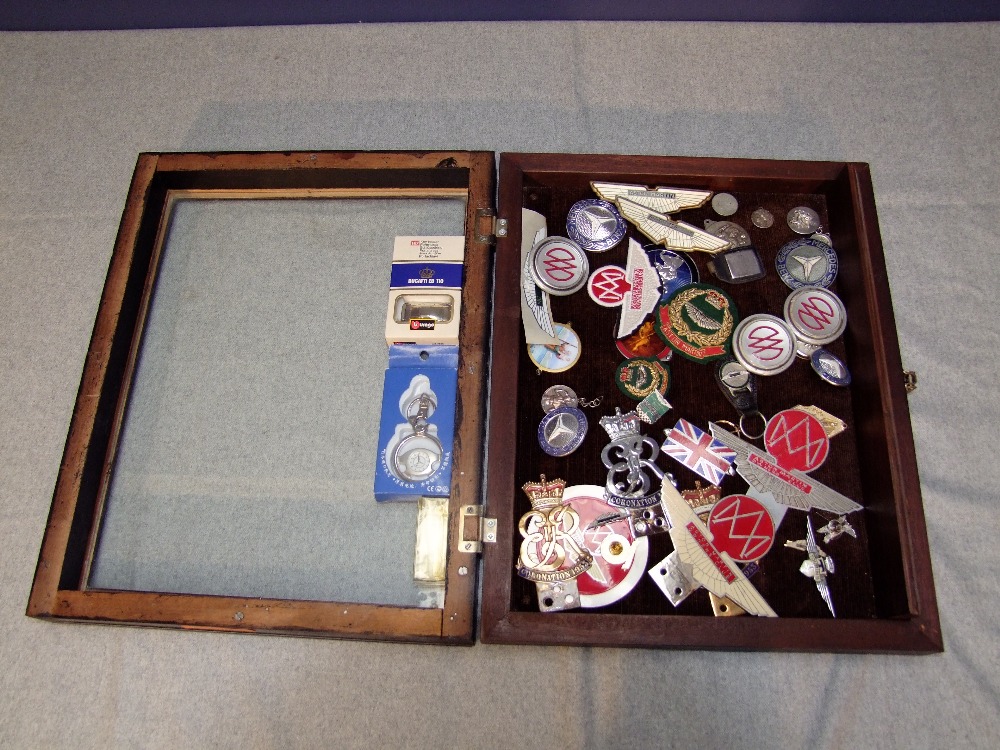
left=47, top=591, right=445, bottom=641
left=442, top=151, right=495, bottom=640
left=482, top=152, right=941, bottom=652
left=28, top=151, right=494, bottom=644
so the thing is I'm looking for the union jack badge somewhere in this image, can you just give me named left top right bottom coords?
left=662, top=418, right=736, bottom=486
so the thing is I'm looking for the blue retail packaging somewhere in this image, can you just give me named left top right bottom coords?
left=374, top=344, right=459, bottom=502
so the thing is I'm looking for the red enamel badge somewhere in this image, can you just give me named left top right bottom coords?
left=764, top=408, right=830, bottom=472
left=707, top=494, right=775, bottom=563
left=588, top=266, right=630, bottom=307
left=562, top=485, right=649, bottom=607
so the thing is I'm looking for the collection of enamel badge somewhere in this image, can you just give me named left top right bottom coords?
left=518, top=183, right=861, bottom=618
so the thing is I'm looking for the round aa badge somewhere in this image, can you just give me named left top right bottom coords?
left=528, top=236, right=589, bottom=296
left=732, top=314, right=796, bottom=376
left=707, top=494, right=775, bottom=563
left=776, top=237, right=839, bottom=289
left=764, top=408, right=830, bottom=472
left=587, top=265, right=631, bottom=308
left=786, top=206, right=821, bottom=234
left=656, top=283, right=739, bottom=362
left=784, top=286, right=847, bottom=346
left=527, top=323, right=582, bottom=372
left=811, top=348, right=852, bottom=386
left=538, top=406, right=588, bottom=456
left=646, top=247, right=697, bottom=301
left=566, top=198, right=626, bottom=253
left=615, top=358, right=670, bottom=400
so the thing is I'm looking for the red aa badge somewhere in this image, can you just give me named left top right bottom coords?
left=561, top=486, right=649, bottom=607
left=707, top=494, right=775, bottom=563
left=764, top=408, right=830, bottom=472
left=588, top=266, right=630, bottom=307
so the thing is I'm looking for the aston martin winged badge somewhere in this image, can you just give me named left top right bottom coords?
left=650, top=481, right=777, bottom=617
left=616, top=197, right=731, bottom=254
left=708, top=422, right=862, bottom=515
left=591, top=181, right=712, bottom=215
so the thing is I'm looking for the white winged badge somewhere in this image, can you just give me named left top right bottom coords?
left=708, top=422, right=862, bottom=516
left=520, top=226, right=559, bottom=343
left=615, top=197, right=731, bottom=254
left=591, top=181, right=712, bottom=215
left=659, top=481, right=777, bottom=617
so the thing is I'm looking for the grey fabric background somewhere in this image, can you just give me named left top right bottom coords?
left=1, top=21, right=998, bottom=749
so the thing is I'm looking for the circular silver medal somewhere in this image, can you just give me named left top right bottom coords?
left=787, top=206, right=821, bottom=234
left=538, top=406, right=588, bottom=456
left=528, top=236, right=589, bottom=295
left=776, top=237, right=839, bottom=289
left=541, top=385, right=579, bottom=412
left=811, top=349, right=852, bottom=386
left=784, top=286, right=847, bottom=346
left=704, top=220, right=751, bottom=248
left=751, top=208, right=774, bottom=229
left=566, top=199, right=626, bottom=253
left=733, top=314, right=797, bottom=376
left=712, top=193, right=739, bottom=216
left=391, top=432, right=443, bottom=481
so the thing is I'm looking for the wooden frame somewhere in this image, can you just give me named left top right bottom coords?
left=481, top=153, right=942, bottom=652
left=29, top=149, right=942, bottom=652
left=27, top=151, right=495, bottom=643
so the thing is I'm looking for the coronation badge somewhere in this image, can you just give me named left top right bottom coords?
left=517, top=476, right=594, bottom=586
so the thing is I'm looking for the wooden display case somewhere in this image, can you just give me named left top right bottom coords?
left=27, top=151, right=941, bottom=652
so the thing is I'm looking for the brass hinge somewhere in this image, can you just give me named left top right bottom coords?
left=474, top=208, right=508, bottom=245
left=457, top=504, right=497, bottom=554
left=903, top=370, right=918, bottom=394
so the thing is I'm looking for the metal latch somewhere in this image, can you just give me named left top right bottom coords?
left=903, top=370, right=918, bottom=394
left=474, top=207, right=508, bottom=245
left=457, top=504, right=497, bottom=554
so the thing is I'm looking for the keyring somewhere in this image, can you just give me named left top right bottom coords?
left=404, top=392, right=437, bottom=421
left=738, top=411, right=767, bottom=440
left=391, top=432, right=443, bottom=481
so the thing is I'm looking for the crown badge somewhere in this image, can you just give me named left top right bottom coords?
left=599, top=408, right=641, bottom=442
left=681, top=480, right=721, bottom=510
left=419, top=267, right=435, bottom=279
left=705, top=289, right=727, bottom=310
left=521, top=474, right=567, bottom=511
